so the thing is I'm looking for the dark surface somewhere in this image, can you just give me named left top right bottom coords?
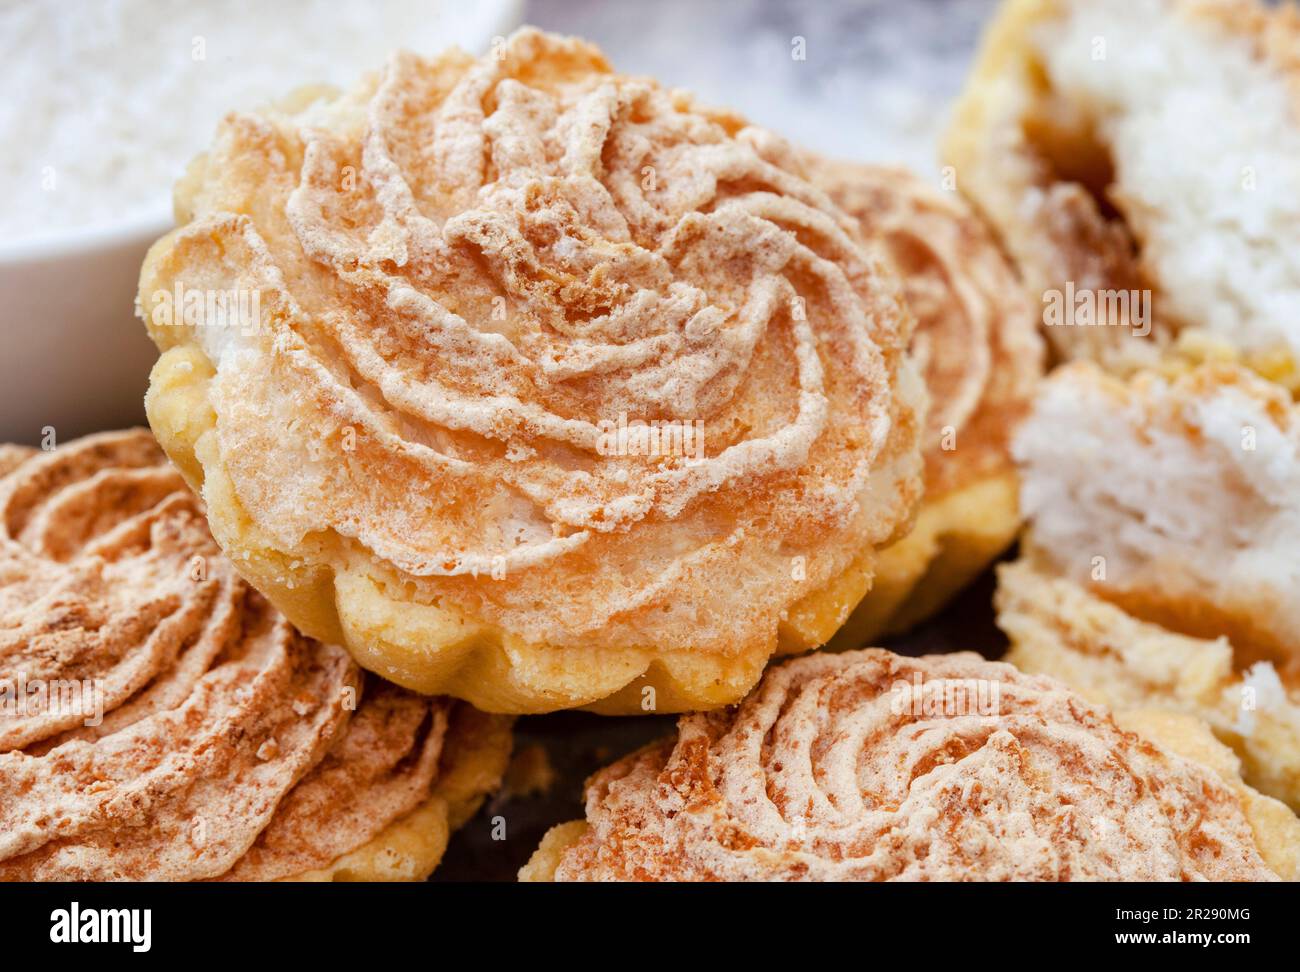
left=432, top=551, right=1013, bottom=882
left=432, top=709, right=674, bottom=881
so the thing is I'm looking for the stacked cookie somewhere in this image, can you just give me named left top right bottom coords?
left=0, top=431, right=509, bottom=880
left=6, top=4, right=1298, bottom=880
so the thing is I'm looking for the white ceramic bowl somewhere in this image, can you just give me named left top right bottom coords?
left=0, top=208, right=170, bottom=445
left=0, top=0, right=522, bottom=447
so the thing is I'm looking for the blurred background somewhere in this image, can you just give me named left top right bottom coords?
left=532, top=0, right=997, bottom=175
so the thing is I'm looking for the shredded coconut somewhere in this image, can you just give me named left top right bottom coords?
left=0, top=0, right=517, bottom=239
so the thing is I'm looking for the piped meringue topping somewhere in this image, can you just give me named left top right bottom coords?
left=139, top=28, right=923, bottom=659
left=0, top=431, right=460, bottom=881
left=551, top=649, right=1279, bottom=881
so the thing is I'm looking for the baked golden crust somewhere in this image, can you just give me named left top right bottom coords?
left=521, top=648, right=1282, bottom=881
left=799, top=160, right=1042, bottom=643
left=0, top=430, right=509, bottom=881
left=945, top=0, right=1300, bottom=390
left=137, top=28, right=924, bottom=713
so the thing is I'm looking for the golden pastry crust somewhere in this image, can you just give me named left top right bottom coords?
left=137, top=28, right=924, bottom=713
left=0, top=430, right=509, bottom=881
left=945, top=0, right=1300, bottom=389
left=798, top=160, right=1043, bottom=644
left=521, top=648, right=1281, bottom=881
left=998, top=558, right=1300, bottom=813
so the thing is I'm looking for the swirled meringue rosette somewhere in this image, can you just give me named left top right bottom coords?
left=793, top=158, right=1043, bottom=644
left=521, top=648, right=1298, bottom=881
left=137, top=29, right=925, bottom=713
left=0, top=430, right=510, bottom=881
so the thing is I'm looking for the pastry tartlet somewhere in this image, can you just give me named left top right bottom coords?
left=945, top=0, right=1300, bottom=389
left=1001, top=360, right=1300, bottom=809
left=801, top=159, right=1043, bottom=644
left=136, top=29, right=925, bottom=713
left=520, top=648, right=1297, bottom=881
left=0, top=430, right=510, bottom=881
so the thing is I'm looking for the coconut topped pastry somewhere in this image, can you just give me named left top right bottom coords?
left=0, top=431, right=509, bottom=881
left=1013, top=361, right=1300, bottom=678
left=1002, top=359, right=1300, bottom=811
left=798, top=158, right=1042, bottom=643
left=137, top=28, right=924, bottom=713
left=521, top=648, right=1295, bottom=881
left=945, top=0, right=1300, bottom=389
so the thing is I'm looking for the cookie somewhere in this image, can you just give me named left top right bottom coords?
left=136, top=29, right=925, bottom=713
